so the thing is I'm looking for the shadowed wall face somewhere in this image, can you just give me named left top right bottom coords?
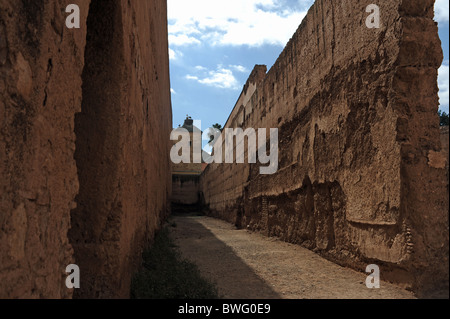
left=200, top=0, right=448, bottom=297
left=0, top=0, right=172, bottom=298
left=172, top=175, right=200, bottom=205
left=69, top=0, right=125, bottom=298
left=69, top=0, right=172, bottom=298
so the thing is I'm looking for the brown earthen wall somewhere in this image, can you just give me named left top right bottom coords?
left=441, top=126, right=449, bottom=172
left=200, top=0, right=448, bottom=297
left=0, top=0, right=172, bottom=298
left=172, top=175, right=200, bottom=205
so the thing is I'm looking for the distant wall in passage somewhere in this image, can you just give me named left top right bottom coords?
left=172, top=175, right=200, bottom=205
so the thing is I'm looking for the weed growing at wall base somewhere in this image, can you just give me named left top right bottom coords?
left=130, top=227, right=219, bottom=299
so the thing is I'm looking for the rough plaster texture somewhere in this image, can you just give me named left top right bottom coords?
left=200, top=0, right=449, bottom=297
left=440, top=126, right=449, bottom=172
left=0, top=0, right=172, bottom=298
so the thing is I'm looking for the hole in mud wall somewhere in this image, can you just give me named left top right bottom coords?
left=68, top=0, right=124, bottom=298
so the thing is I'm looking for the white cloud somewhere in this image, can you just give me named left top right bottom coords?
left=186, top=66, right=240, bottom=90
left=186, top=75, right=199, bottom=80
left=435, top=0, right=449, bottom=23
left=169, top=48, right=183, bottom=60
left=199, top=68, right=240, bottom=89
left=229, top=65, right=249, bottom=73
left=169, top=48, right=175, bottom=60
left=438, top=61, right=449, bottom=112
left=167, top=0, right=312, bottom=47
left=171, top=88, right=177, bottom=94
left=195, top=65, right=208, bottom=71
left=169, top=34, right=201, bottom=46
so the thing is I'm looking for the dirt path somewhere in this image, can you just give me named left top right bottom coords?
left=169, top=215, right=416, bottom=299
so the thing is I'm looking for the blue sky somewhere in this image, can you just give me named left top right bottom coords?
left=168, top=0, right=449, bottom=131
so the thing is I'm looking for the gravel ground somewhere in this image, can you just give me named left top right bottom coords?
left=169, top=215, right=416, bottom=299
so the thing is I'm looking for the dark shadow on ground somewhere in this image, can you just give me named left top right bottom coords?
left=169, top=216, right=281, bottom=299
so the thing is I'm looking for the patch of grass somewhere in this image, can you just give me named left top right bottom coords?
left=131, top=227, right=219, bottom=299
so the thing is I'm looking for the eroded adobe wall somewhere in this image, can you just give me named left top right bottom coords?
left=200, top=0, right=448, bottom=297
left=0, top=0, right=172, bottom=298
left=0, top=0, right=90, bottom=298
left=441, top=126, right=449, bottom=172
left=68, top=0, right=172, bottom=298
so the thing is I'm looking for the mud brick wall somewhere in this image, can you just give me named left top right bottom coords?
left=441, top=126, right=449, bottom=172
left=200, top=0, right=448, bottom=297
left=172, top=175, right=200, bottom=205
left=0, top=0, right=172, bottom=298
